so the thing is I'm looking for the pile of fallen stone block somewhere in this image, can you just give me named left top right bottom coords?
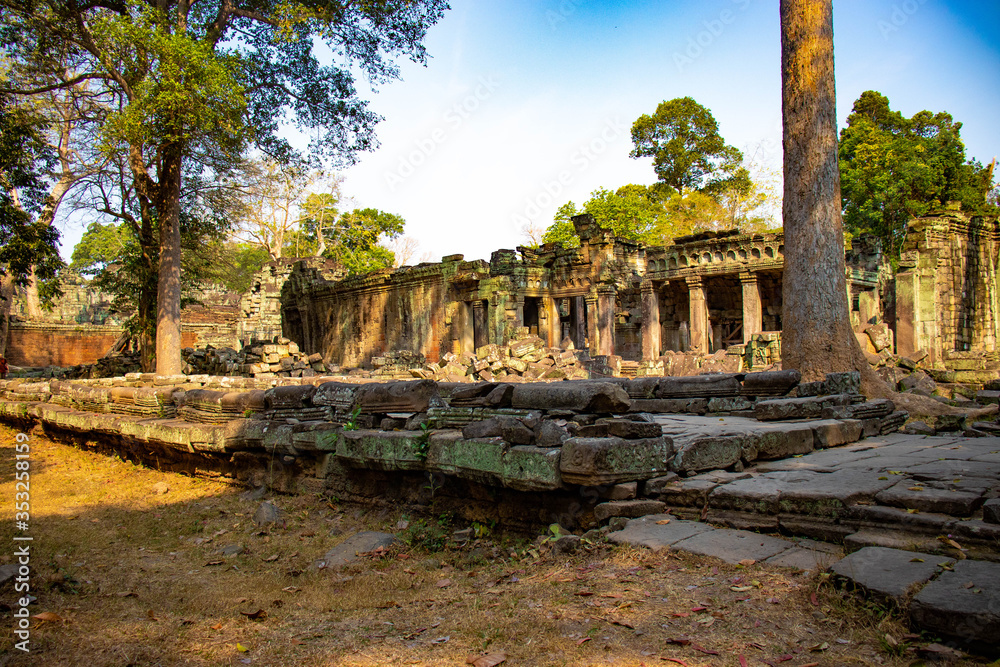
left=182, top=338, right=330, bottom=378
left=410, top=335, right=591, bottom=383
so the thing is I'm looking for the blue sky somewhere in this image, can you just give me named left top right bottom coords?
left=55, top=1, right=1000, bottom=263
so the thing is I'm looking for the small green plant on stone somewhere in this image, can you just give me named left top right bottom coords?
left=343, top=406, right=362, bottom=431
left=471, top=520, right=494, bottom=539
left=399, top=516, right=450, bottom=552
left=413, top=422, right=431, bottom=460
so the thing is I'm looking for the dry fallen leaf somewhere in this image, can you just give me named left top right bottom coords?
left=211, top=622, right=223, bottom=630
left=738, top=558, right=756, bottom=566
left=655, top=519, right=672, bottom=525
left=263, top=554, right=279, bottom=562
left=33, top=612, right=66, bottom=623
left=147, top=609, right=158, bottom=621
left=810, top=592, right=819, bottom=606
left=738, top=655, right=748, bottom=667
left=466, top=652, right=507, bottom=667
left=436, top=579, right=452, bottom=588
left=240, top=609, right=267, bottom=620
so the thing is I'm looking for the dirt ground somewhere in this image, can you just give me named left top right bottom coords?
left=0, top=424, right=992, bottom=666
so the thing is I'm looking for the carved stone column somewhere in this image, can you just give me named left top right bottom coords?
left=687, top=276, right=709, bottom=354
left=513, top=295, right=525, bottom=329
left=472, top=300, right=487, bottom=350
left=739, top=271, right=762, bottom=343
left=585, top=294, right=599, bottom=355
left=596, top=286, right=616, bottom=357
left=640, top=280, right=661, bottom=360
left=574, top=296, right=587, bottom=350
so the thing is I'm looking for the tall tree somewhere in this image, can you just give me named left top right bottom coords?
left=630, top=97, right=749, bottom=196
left=0, top=93, right=62, bottom=356
left=230, top=159, right=311, bottom=262
left=839, top=90, right=997, bottom=258
left=779, top=0, right=880, bottom=393
left=2, top=0, right=448, bottom=374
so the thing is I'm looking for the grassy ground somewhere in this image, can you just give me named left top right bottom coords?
left=0, top=424, right=990, bottom=666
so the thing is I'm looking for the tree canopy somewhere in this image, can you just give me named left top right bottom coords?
left=839, top=90, right=997, bottom=257
left=0, top=94, right=63, bottom=295
left=630, top=97, right=750, bottom=196
left=2, top=0, right=448, bottom=373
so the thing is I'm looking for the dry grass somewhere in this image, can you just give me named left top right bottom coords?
left=0, top=424, right=987, bottom=666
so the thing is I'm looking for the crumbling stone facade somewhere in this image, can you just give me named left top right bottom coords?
left=281, top=215, right=884, bottom=372
left=895, top=206, right=1000, bottom=378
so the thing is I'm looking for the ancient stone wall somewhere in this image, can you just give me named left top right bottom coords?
left=280, top=218, right=884, bottom=373
left=895, top=206, right=1000, bottom=374
left=5, top=323, right=124, bottom=366
left=8, top=272, right=121, bottom=325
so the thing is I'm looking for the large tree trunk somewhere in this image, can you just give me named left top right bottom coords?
left=155, top=142, right=184, bottom=376
left=779, top=0, right=884, bottom=396
left=22, top=176, right=76, bottom=319
left=0, top=274, right=13, bottom=358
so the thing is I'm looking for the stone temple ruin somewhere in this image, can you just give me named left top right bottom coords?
left=5, top=203, right=1000, bottom=385
left=3, top=205, right=1000, bottom=647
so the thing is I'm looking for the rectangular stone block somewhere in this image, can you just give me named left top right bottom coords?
left=560, top=436, right=673, bottom=485
left=656, top=374, right=741, bottom=398
left=426, top=431, right=504, bottom=485
left=336, top=429, right=428, bottom=471
left=629, top=398, right=708, bottom=414
left=755, top=394, right=853, bottom=421
left=502, top=446, right=562, bottom=491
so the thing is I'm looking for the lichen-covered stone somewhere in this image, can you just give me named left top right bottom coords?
left=336, top=429, right=428, bottom=471
left=560, top=436, right=673, bottom=485
left=510, top=382, right=630, bottom=414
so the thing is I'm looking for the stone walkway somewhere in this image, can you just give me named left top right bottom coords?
left=604, top=428, right=1000, bottom=650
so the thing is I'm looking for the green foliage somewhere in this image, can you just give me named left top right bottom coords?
left=839, top=90, right=998, bottom=257
left=70, top=222, right=132, bottom=274
left=541, top=201, right=580, bottom=248
left=3, top=0, right=448, bottom=369
left=413, top=422, right=430, bottom=461
left=582, top=184, right=667, bottom=244
left=321, top=207, right=405, bottom=275
left=211, top=243, right=272, bottom=294
left=630, top=97, right=749, bottom=195
left=0, top=94, right=63, bottom=294
left=399, top=515, right=451, bottom=552
left=342, top=406, right=362, bottom=431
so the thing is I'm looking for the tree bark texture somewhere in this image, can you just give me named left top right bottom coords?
left=779, top=0, right=877, bottom=390
left=0, top=275, right=13, bottom=357
left=155, top=142, right=183, bottom=376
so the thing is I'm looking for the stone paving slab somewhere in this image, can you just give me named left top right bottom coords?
left=671, top=527, right=794, bottom=564
left=909, top=559, right=1000, bottom=644
left=606, top=514, right=715, bottom=551
left=904, top=460, right=1000, bottom=480
left=765, top=546, right=841, bottom=572
left=775, top=469, right=898, bottom=516
left=830, top=546, right=953, bottom=604
left=875, top=479, right=987, bottom=516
